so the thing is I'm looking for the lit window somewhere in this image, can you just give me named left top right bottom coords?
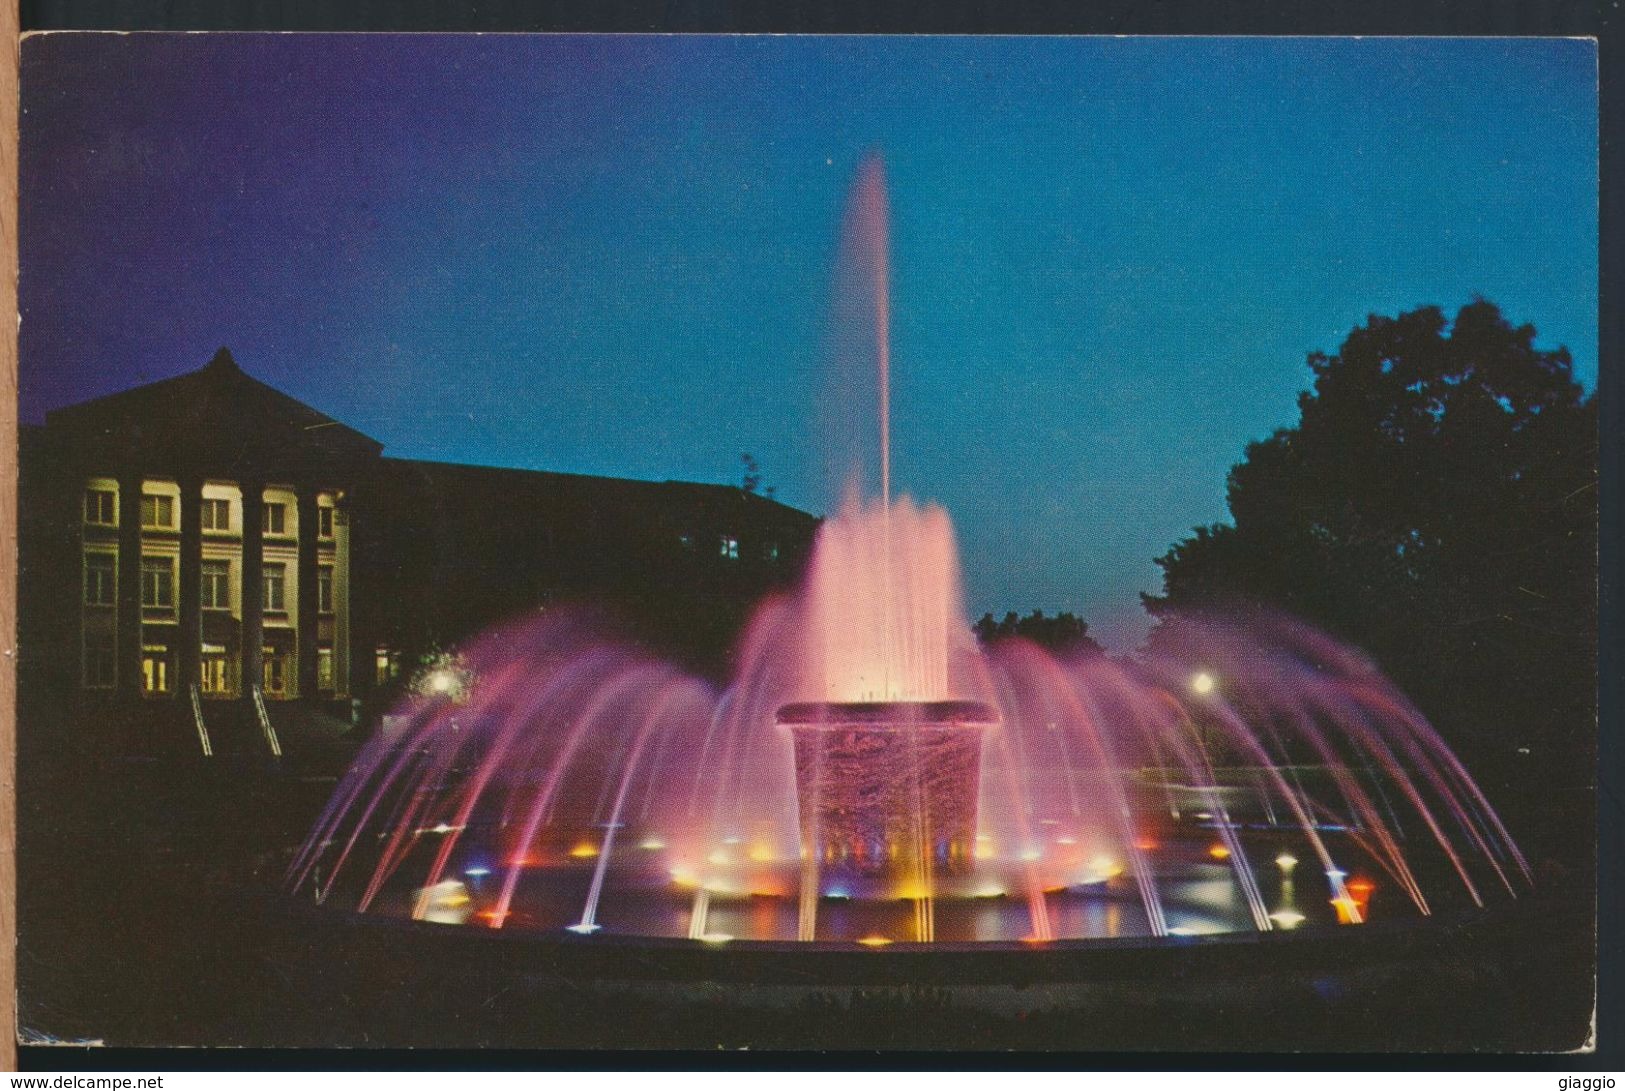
left=200, top=646, right=230, bottom=694
left=83, top=635, right=116, bottom=689
left=720, top=536, right=740, bottom=560
left=317, top=646, right=334, bottom=690
left=263, top=652, right=286, bottom=694
left=141, top=494, right=174, bottom=529
left=201, top=498, right=231, bottom=531
left=201, top=560, right=230, bottom=609
left=83, top=552, right=116, bottom=606
left=84, top=489, right=116, bottom=526
left=140, top=556, right=174, bottom=609
left=375, top=647, right=403, bottom=685
left=317, top=565, right=334, bottom=614
left=318, top=506, right=334, bottom=539
left=142, top=646, right=171, bottom=695
left=263, top=503, right=287, bottom=535
left=765, top=541, right=780, bottom=561
left=264, top=564, right=286, bottom=612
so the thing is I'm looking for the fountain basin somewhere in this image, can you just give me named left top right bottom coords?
left=778, top=701, right=997, bottom=879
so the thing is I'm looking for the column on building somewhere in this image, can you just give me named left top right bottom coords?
left=296, top=487, right=321, bottom=700
left=333, top=490, right=352, bottom=699
left=116, top=472, right=144, bottom=698
left=177, top=474, right=204, bottom=696
left=240, top=479, right=265, bottom=699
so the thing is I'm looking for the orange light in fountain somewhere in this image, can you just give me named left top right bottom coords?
left=568, top=842, right=599, bottom=858
left=1208, top=844, right=1231, bottom=860
left=1330, top=895, right=1364, bottom=924
left=857, top=936, right=893, bottom=947
left=1134, top=838, right=1159, bottom=852
left=747, top=844, right=777, bottom=863
left=508, top=854, right=538, bottom=868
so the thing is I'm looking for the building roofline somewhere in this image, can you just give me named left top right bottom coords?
left=382, top=455, right=819, bottom=520
left=43, top=347, right=385, bottom=454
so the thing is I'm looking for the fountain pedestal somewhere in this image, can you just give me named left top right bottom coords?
left=777, top=701, right=997, bottom=880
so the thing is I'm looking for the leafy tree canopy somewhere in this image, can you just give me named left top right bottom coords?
left=974, top=610, right=1104, bottom=656
left=1145, top=301, right=1596, bottom=769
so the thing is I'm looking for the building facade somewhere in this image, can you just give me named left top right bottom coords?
left=19, top=349, right=818, bottom=753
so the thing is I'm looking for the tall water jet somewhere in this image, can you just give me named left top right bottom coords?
left=780, top=157, right=1002, bottom=941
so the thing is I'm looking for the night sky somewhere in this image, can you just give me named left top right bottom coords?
left=19, top=34, right=1597, bottom=649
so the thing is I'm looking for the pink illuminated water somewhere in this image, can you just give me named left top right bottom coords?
left=806, top=496, right=966, bottom=702
left=288, top=155, right=1531, bottom=945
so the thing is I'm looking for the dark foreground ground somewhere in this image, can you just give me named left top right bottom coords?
left=15, top=730, right=1599, bottom=1056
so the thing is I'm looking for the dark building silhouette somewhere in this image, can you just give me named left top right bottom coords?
left=19, top=348, right=818, bottom=758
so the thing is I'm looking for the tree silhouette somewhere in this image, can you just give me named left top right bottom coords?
left=1146, top=300, right=1596, bottom=776
left=740, top=453, right=763, bottom=495
left=974, top=609, right=1104, bottom=655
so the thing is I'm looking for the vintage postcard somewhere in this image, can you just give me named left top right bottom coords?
left=13, top=33, right=1599, bottom=1053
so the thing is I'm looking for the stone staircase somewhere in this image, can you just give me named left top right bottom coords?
left=119, top=689, right=360, bottom=776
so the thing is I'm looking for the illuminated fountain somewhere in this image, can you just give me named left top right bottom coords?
left=287, top=155, right=1531, bottom=949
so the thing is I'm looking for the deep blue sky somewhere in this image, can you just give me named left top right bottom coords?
left=19, top=34, right=1597, bottom=649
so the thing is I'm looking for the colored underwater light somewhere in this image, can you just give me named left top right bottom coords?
left=1191, top=671, right=1217, bottom=695
left=1208, top=844, right=1231, bottom=860
left=568, top=843, right=599, bottom=858
left=638, top=838, right=666, bottom=851
left=1275, top=852, right=1298, bottom=872
left=857, top=936, right=893, bottom=947
left=1268, top=910, right=1306, bottom=928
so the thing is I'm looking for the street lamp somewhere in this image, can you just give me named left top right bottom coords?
left=1189, top=671, right=1217, bottom=753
